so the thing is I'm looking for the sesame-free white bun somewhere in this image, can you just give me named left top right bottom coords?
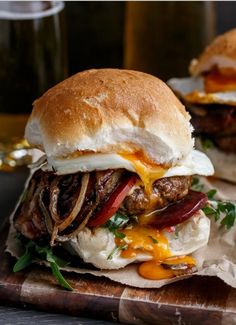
left=190, top=28, right=236, bottom=76
left=25, top=69, right=193, bottom=165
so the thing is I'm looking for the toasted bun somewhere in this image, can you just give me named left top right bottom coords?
left=25, top=69, right=193, bottom=164
left=190, top=29, right=236, bottom=76
left=196, top=138, right=236, bottom=183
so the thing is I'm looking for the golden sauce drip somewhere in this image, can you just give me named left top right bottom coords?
left=204, top=67, right=236, bottom=93
left=116, top=225, right=196, bottom=280
left=139, top=261, right=174, bottom=280
left=116, top=225, right=171, bottom=261
left=120, top=152, right=166, bottom=195
left=139, top=256, right=196, bottom=280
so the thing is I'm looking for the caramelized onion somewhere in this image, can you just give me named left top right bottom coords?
left=38, top=190, right=53, bottom=235
left=57, top=173, right=90, bottom=232
left=49, top=177, right=61, bottom=223
left=56, top=207, right=94, bottom=242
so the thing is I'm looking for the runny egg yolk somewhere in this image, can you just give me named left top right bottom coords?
left=139, top=256, right=196, bottom=280
left=120, top=152, right=166, bottom=195
left=204, top=67, right=236, bottom=93
left=116, top=225, right=196, bottom=280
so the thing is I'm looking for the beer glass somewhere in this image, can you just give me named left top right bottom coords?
left=0, top=1, right=67, bottom=171
left=124, top=2, right=215, bottom=81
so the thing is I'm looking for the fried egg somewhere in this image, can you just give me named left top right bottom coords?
left=43, top=149, right=213, bottom=193
left=168, top=77, right=236, bottom=106
left=67, top=210, right=210, bottom=271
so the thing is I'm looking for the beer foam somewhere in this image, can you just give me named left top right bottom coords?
left=0, top=1, right=64, bottom=20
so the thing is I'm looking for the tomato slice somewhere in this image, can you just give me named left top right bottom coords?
left=87, top=174, right=137, bottom=227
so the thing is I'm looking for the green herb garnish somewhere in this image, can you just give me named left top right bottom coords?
left=191, top=177, right=236, bottom=230
left=191, top=177, right=204, bottom=192
left=105, top=213, right=129, bottom=238
left=148, top=235, right=158, bottom=244
left=13, top=241, right=73, bottom=291
left=107, top=244, right=128, bottom=260
left=203, top=201, right=236, bottom=230
left=206, top=189, right=217, bottom=200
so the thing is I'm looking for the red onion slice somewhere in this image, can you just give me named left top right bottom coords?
left=148, top=190, right=208, bottom=229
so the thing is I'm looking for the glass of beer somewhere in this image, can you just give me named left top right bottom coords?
left=0, top=1, right=67, bottom=171
left=124, top=2, right=215, bottom=81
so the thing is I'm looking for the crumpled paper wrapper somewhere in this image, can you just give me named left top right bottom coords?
left=5, top=174, right=236, bottom=289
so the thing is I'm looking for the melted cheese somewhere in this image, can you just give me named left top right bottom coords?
left=204, top=67, right=236, bottom=93
left=120, top=152, right=166, bottom=194
left=116, top=225, right=196, bottom=280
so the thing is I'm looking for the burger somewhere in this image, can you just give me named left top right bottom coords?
left=13, top=69, right=214, bottom=282
left=168, top=29, right=236, bottom=183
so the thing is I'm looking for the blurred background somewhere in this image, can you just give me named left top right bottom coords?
left=65, top=1, right=236, bottom=80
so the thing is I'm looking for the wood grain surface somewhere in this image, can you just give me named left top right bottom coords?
left=0, top=222, right=236, bottom=325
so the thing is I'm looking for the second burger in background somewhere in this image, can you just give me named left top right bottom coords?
left=168, top=28, right=236, bottom=183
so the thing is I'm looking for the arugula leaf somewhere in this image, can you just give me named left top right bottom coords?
left=13, top=241, right=73, bottom=291
left=46, top=249, right=73, bottom=291
left=13, top=242, right=34, bottom=272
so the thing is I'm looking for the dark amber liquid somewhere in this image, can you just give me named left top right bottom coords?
left=0, top=2, right=67, bottom=169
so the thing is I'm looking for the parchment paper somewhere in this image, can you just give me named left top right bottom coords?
left=5, top=175, right=236, bottom=289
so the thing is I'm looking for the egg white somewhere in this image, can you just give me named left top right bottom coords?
left=66, top=210, right=210, bottom=269
left=44, top=149, right=213, bottom=178
left=168, top=76, right=236, bottom=105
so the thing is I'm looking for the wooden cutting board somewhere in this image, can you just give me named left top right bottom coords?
left=1, top=223, right=236, bottom=325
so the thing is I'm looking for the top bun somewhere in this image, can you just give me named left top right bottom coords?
left=25, top=69, right=193, bottom=165
left=190, top=28, right=236, bottom=76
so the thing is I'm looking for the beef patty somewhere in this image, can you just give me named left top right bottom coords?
left=14, top=169, right=191, bottom=241
left=188, top=104, right=236, bottom=154
left=122, top=176, right=191, bottom=215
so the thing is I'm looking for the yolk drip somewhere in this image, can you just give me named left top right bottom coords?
left=116, top=225, right=171, bottom=260
left=116, top=225, right=196, bottom=280
left=139, top=255, right=196, bottom=280
left=120, top=152, right=166, bottom=195
left=204, top=67, right=236, bottom=93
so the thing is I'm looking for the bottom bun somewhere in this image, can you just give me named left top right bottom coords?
left=65, top=210, right=210, bottom=270
left=196, top=138, right=236, bottom=183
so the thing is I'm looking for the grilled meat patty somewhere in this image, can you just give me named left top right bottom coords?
left=14, top=169, right=191, bottom=241
left=122, top=176, right=191, bottom=215
left=188, top=104, right=236, bottom=154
